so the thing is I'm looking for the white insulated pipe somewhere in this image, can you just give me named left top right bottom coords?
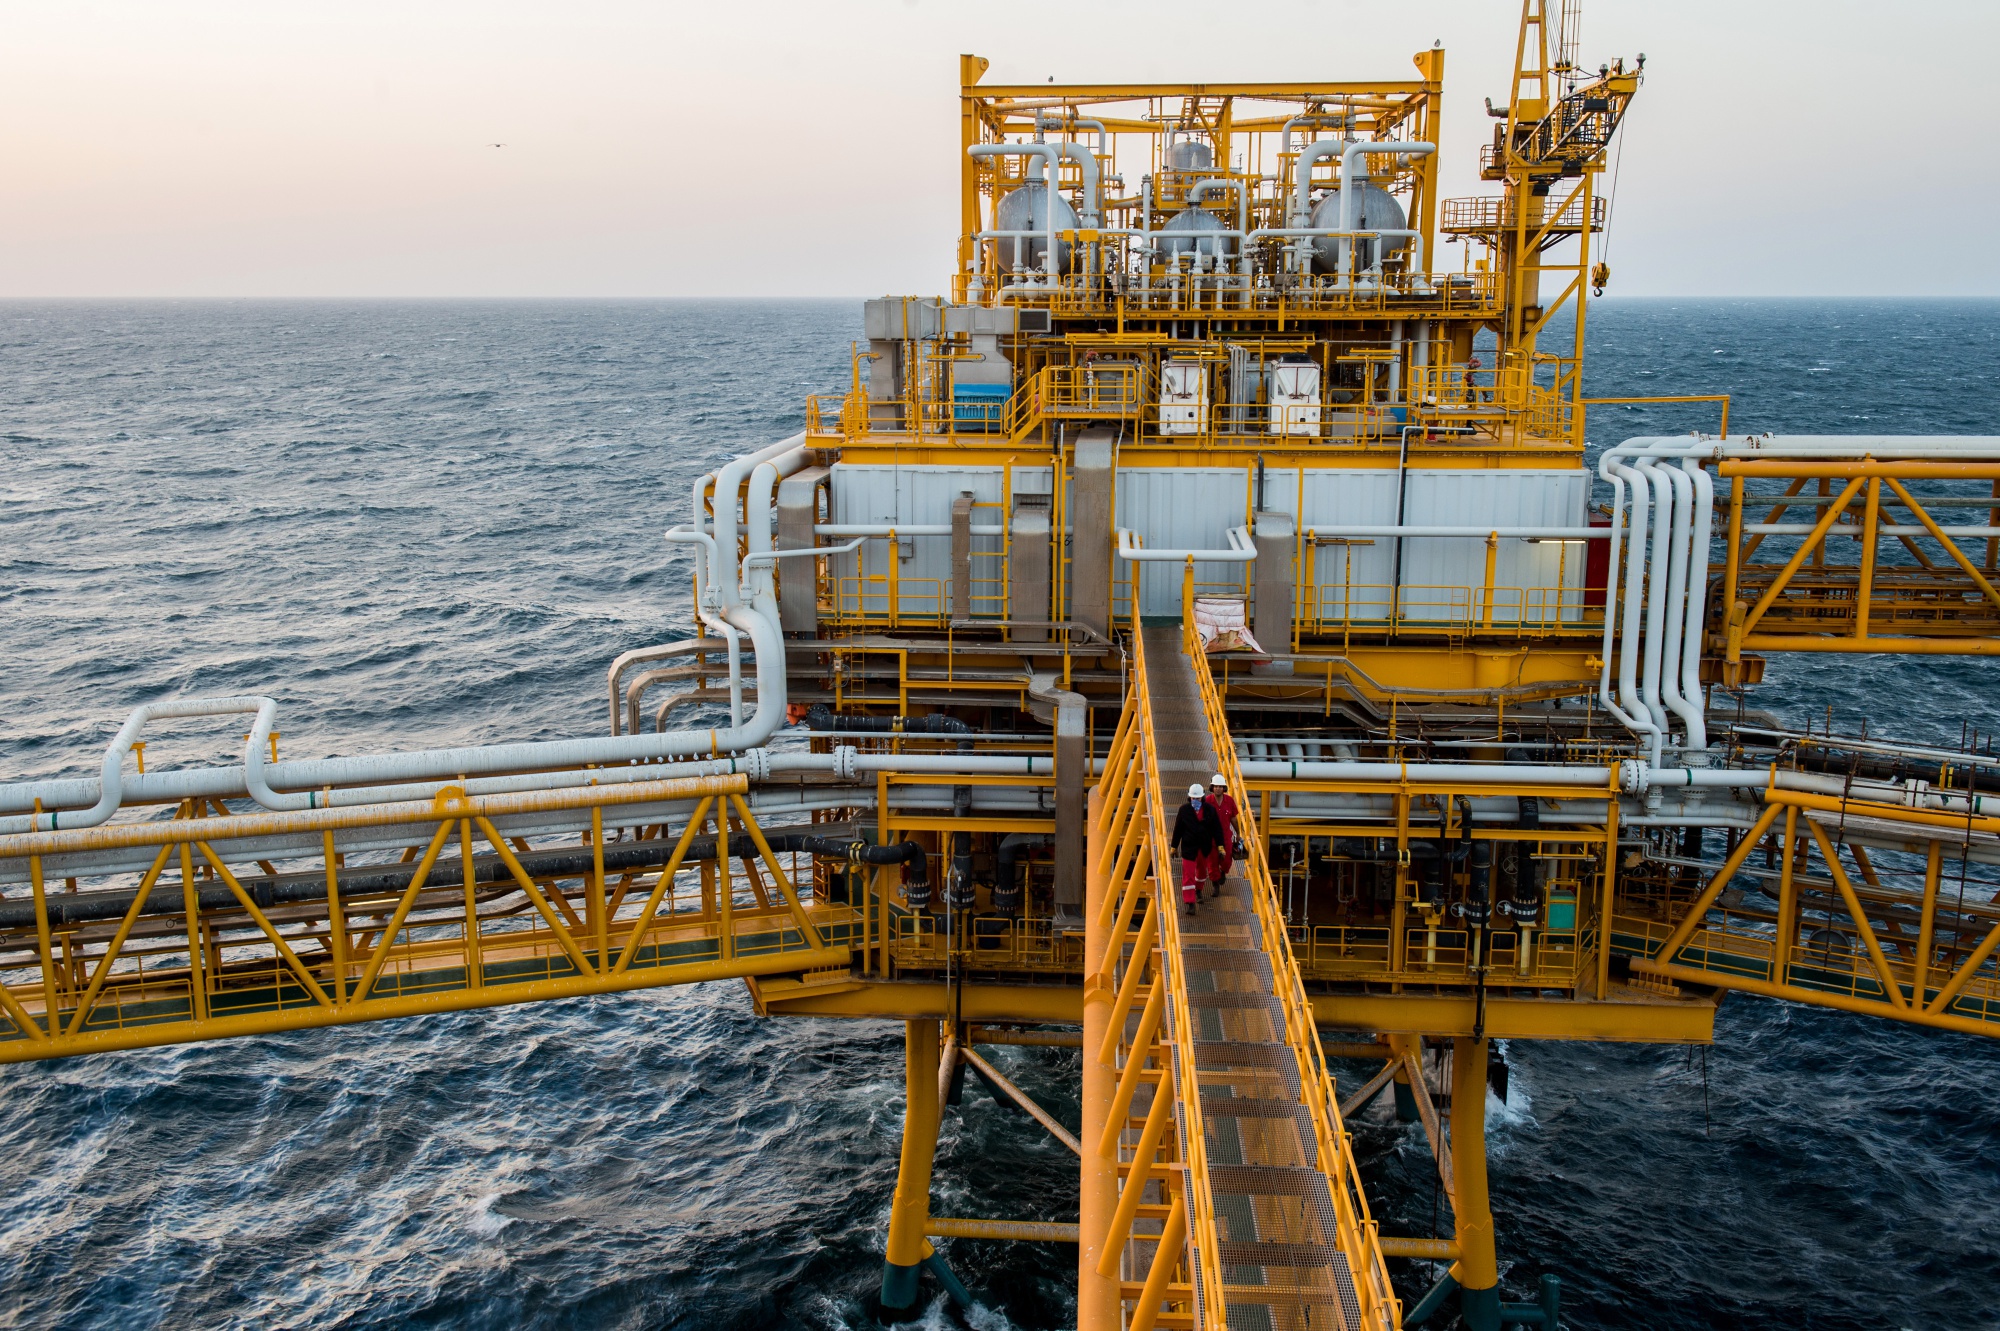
left=1602, top=453, right=1663, bottom=766
left=1328, top=140, right=1440, bottom=281
left=705, top=434, right=806, bottom=611
left=745, top=445, right=814, bottom=622
left=1678, top=457, right=1714, bottom=753
left=969, top=144, right=1061, bottom=284
left=0, top=570, right=796, bottom=832
left=1653, top=462, right=1700, bottom=753
left=1115, top=526, right=1258, bottom=562
left=1304, top=526, right=1606, bottom=540
left=1636, top=461, right=1675, bottom=740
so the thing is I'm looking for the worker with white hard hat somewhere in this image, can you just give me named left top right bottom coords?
left=1205, top=773, right=1240, bottom=897
left=1169, top=781, right=1224, bottom=915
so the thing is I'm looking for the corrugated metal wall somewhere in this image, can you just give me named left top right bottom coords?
left=824, top=461, right=1590, bottom=630
left=1112, top=466, right=1254, bottom=617
left=827, top=464, right=1049, bottom=620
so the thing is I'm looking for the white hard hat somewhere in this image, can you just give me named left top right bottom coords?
left=1210, top=773, right=1227, bottom=787
left=1188, top=783, right=1205, bottom=800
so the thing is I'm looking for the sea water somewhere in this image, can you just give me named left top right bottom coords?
left=1, top=297, right=1996, bottom=1329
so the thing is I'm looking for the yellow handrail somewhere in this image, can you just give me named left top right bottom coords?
left=1181, top=609, right=1403, bottom=1329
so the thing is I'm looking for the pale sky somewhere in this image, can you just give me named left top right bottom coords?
left=1, top=0, right=1991, bottom=299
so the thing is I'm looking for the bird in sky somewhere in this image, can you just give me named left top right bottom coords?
left=488, top=143, right=506, bottom=148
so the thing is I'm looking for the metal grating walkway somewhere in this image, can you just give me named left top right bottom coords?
left=1139, top=626, right=1364, bottom=1331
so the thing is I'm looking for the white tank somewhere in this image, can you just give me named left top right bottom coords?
left=1168, top=140, right=1213, bottom=172
left=1157, top=206, right=1233, bottom=262
left=1309, top=182, right=1409, bottom=274
left=994, top=183, right=1077, bottom=274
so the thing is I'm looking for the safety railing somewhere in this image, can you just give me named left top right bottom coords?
left=1441, top=193, right=1606, bottom=233
left=1301, top=582, right=1602, bottom=638
left=965, top=259, right=1502, bottom=319
left=0, top=777, right=854, bottom=1062
left=1182, top=592, right=1401, bottom=1330
left=888, top=912, right=1085, bottom=974
left=1088, top=620, right=1226, bottom=1329
left=1286, top=924, right=1588, bottom=988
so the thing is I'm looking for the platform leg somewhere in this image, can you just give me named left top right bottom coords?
left=1077, top=788, right=1122, bottom=1331
left=1450, top=1037, right=1501, bottom=1331
left=882, top=1018, right=943, bottom=1310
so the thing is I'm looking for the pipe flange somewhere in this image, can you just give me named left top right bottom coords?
left=739, top=747, right=772, bottom=781
left=1619, top=759, right=1650, bottom=796
left=833, top=745, right=859, bottom=781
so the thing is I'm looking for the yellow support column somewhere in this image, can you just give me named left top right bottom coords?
left=882, top=1018, right=943, bottom=1310
left=1450, top=1037, right=1501, bottom=1331
left=1078, top=787, right=1121, bottom=1331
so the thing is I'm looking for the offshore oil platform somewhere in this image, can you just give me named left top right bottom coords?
left=5, top=4, right=2000, bottom=1328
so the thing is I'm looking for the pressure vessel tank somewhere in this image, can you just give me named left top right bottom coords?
left=1157, top=205, right=1233, bottom=262
left=1309, top=181, right=1409, bottom=274
left=993, top=182, right=1077, bottom=275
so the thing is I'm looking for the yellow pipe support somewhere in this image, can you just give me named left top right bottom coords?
left=728, top=792, right=826, bottom=951
left=347, top=820, right=456, bottom=1005
left=1765, top=788, right=2000, bottom=837
left=178, top=841, right=206, bottom=1022
left=1079, top=786, right=1123, bottom=1331
left=1774, top=806, right=1800, bottom=983
left=969, top=1027, right=1083, bottom=1048
left=1915, top=840, right=1943, bottom=1005
left=589, top=802, right=607, bottom=968
left=324, top=829, right=349, bottom=1005
left=1638, top=959, right=2000, bottom=1039
left=0, top=773, right=751, bottom=860
left=1098, top=980, right=1167, bottom=1158
left=195, top=844, right=335, bottom=1009
left=1719, top=461, right=2000, bottom=479
left=611, top=797, right=714, bottom=975
left=475, top=817, right=600, bottom=979
left=927, top=1218, right=1080, bottom=1242
left=884, top=1019, right=943, bottom=1273
left=1737, top=474, right=1866, bottom=640
left=1378, top=1236, right=1463, bottom=1260
left=1637, top=800, right=1783, bottom=972
left=1923, top=913, right=2000, bottom=1018
left=1802, top=818, right=1909, bottom=1011
left=0, top=943, right=852, bottom=1065
left=62, top=845, right=174, bottom=1037
left=1096, top=1075, right=1174, bottom=1277
left=29, top=855, right=59, bottom=1028
left=961, top=1044, right=1081, bottom=1156
left=1127, top=1191, right=1188, bottom=1331
left=458, top=817, right=482, bottom=990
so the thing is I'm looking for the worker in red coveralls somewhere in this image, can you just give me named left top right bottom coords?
left=1170, top=783, right=1223, bottom=916
left=1205, top=773, right=1240, bottom=897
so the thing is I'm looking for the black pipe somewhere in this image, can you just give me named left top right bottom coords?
left=0, top=826, right=924, bottom=932
left=993, top=834, right=1052, bottom=914
left=1460, top=841, right=1493, bottom=928
left=801, top=703, right=971, bottom=735
left=944, top=832, right=976, bottom=910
